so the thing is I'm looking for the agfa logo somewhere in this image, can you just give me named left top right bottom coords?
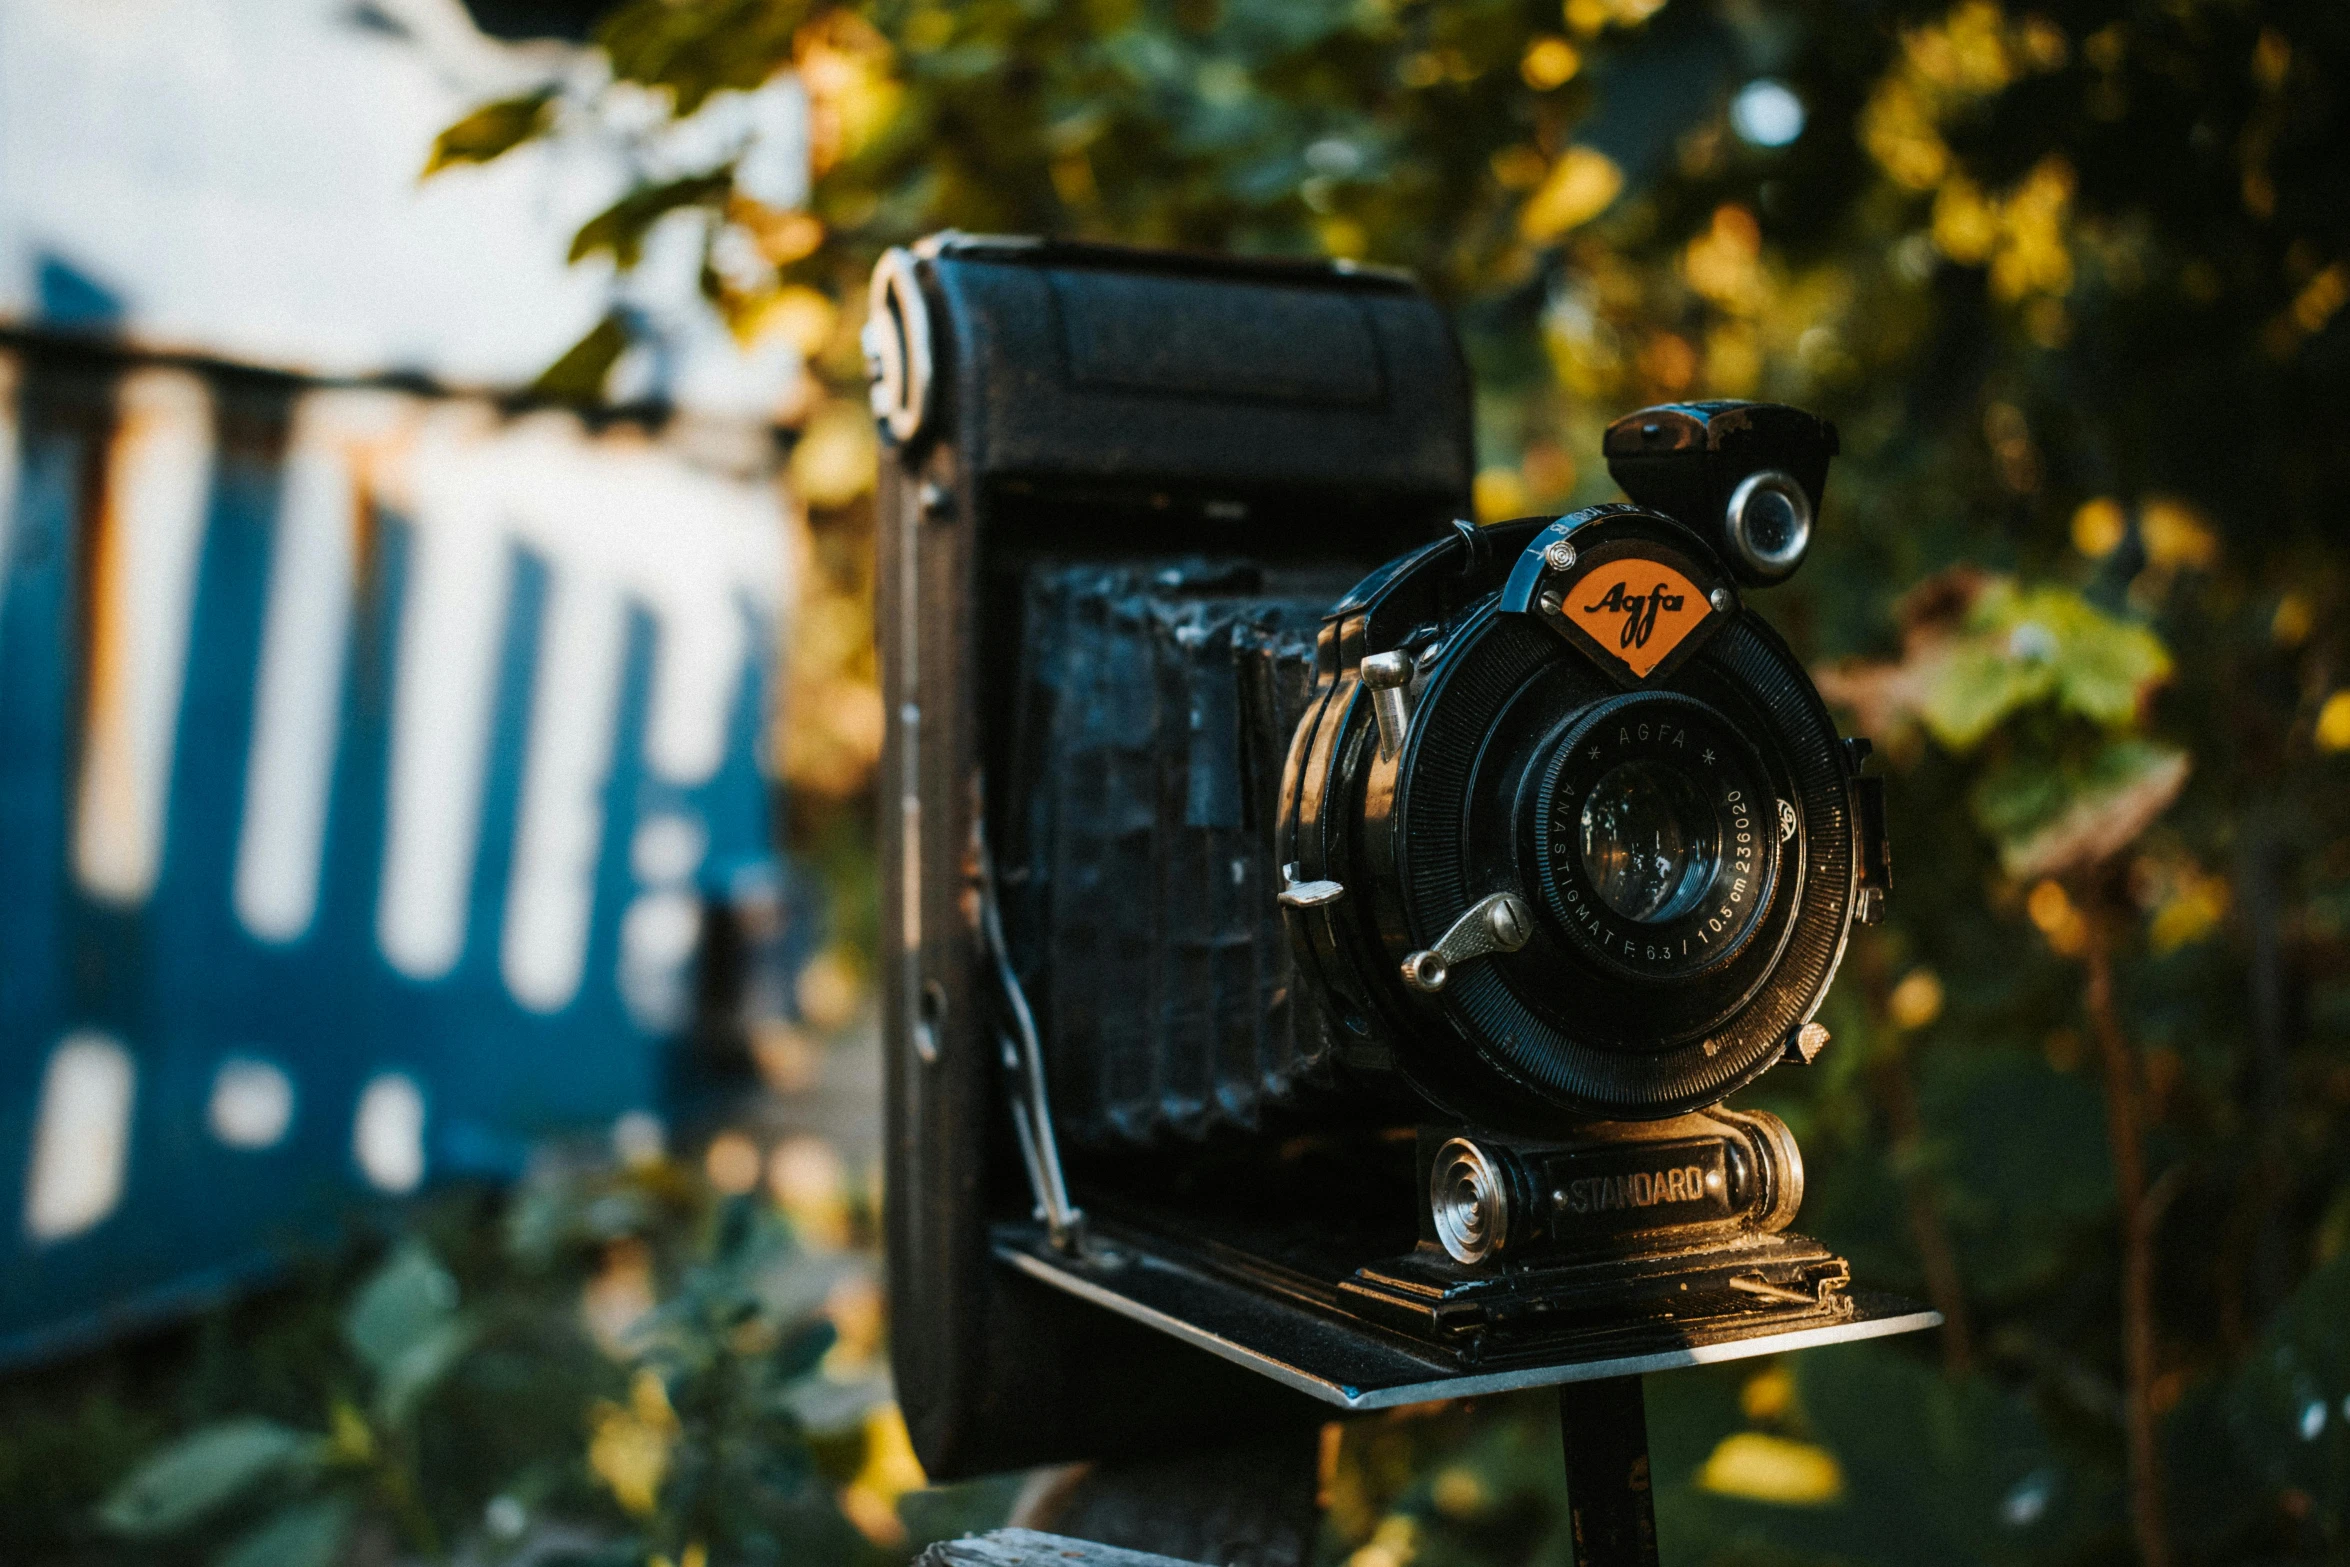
left=1581, top=579, right=1687, bottom=650
left=1562, top=557, right=1714, bottom=679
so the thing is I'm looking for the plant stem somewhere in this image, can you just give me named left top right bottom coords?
left=1871, top=1049, right=1974, bottom=1376
left=2080, top=888, right=2170, bottom=1567
left=378, top=1448, right=442, bottom=1560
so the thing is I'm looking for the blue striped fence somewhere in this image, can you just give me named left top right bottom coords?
left=0, top=342, right=792, bottom=1363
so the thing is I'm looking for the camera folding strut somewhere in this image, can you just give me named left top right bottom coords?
left=870, top=234, right=1933, bottom=1563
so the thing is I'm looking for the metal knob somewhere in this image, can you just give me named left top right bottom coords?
left=1430, top=1137, right=1510, bottom=1265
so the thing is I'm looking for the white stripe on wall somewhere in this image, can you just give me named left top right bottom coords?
left=24, top=1032, right=136, bottom=1241
left=338, top=403, right=786, bottom=1005
left=375, top=405, right=513, bottom=980
left=74, top=369, right=214, bottom=905
left=234, top=391, right=402, bottom=943
left=353, top=1071, right=426, bottom=1194
left=502, top=571, right=628, bottom=1011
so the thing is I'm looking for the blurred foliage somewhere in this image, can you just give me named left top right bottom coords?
left=0, top=1150, right=992, bottom=1567
left=34, top=0, right=2333, bottom=1563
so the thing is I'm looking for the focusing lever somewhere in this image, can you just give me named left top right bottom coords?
left=1402, top=892, right=1535, bottom=993
left=974, top=816, right=1087, bottom=1255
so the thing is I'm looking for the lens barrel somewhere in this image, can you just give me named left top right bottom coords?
left=1278, top=501, right=1865, bottom=1129
left=1532, top=689, right=1783, bottom=982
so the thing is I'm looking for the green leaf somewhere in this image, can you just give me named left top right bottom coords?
left=773, top=1318, right=837, bottom=1381
left=531, top=313, right=632, bottom=405
left=372, top=1316, right=480, bottom=1430
left=212, top=1495, right=354, bottom=1567
left=597, top=0, right=805, bottom=116
left=1980, top=584, right=2170, bottom=727
left=1919, top=642, right=2056, bottom=751
left=99, top=1420, right=321, bottom=1537
left=1914, top=582, right=2174, bottom=752
left=423, top=90, right=555, bottom=176
left=1980, top=738, right=2191, bottom=881
left=343, top=1241, right=459, bottom=1381
left=568, top=173, right=734, bottom=270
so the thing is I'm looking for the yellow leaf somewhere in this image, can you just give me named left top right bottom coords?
left=746, top=285, right=838, bottom=358
left=1684, top=205, right=1763, bottom=309
left=1931, top=177, right=1999, bottom=264
left=2138, top=498, right=2216, bottom=571
left=2026, top=879, right=2088, bottom=956
left=731, top=200, right=825, bottom=267
left=1519, top=147, right=1623, bottom=242
left=1431, top=1466, right=1488, bottom=1518
left=1474, top=467, right=1531, bottom=523
left=328, top=1401, right=374, bottom=1465
left=588, top=1369, right=678, bottom=1518
left=2290, top=264, right=2348, bottom=335
left=2316, top=690, right=2350, bottom=753
left=790, top=399, right=879, bottom=510
left=2070, top=497, right=2126, bottom=558
left=1520, top=37, right=1581, bottom=89
left=1888, top=967, right=1945, bottom=1030
left=1739, top=1365, right=1794, bottom=1421
left=1859, top=79, right=1948, bottom=191
left=838, top=1404, right=926, bottom=1547
left=1696, top=1431, right=1845, bottom=1505
left=2149, top=870, right=2229, bottom=954
left=1347, top=1514, right=1420, bottom=1567
left=769, top=1133, right=852, bottom=1250
left=1319, top=217, right=1369, bottom=260
left=703, top=1131, right=762, bottom=1195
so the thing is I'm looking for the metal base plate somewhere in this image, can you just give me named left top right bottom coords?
left=996, top=1221, right=1940, bottom=1411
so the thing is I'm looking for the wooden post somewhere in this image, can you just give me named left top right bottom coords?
left=1559, top=1376, right=1661, bottom=1567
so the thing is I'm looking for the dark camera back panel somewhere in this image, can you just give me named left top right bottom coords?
left=881, top=238, right=1473, bottom=1477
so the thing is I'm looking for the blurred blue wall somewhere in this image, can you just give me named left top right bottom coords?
left=0, top=341, right=793, bottom=1363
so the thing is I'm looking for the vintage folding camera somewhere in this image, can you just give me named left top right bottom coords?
left=866, top=235, right=1927, bottom=1479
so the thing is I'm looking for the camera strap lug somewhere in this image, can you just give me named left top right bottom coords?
left=1401, top=892, right=1534, bottom=992
left=1360, top=650, right=1416, bottom=758
left=974, top=817, right=1088, bottom=1255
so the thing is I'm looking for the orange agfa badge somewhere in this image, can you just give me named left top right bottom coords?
left=1563, top=559, right=1714, bottom=679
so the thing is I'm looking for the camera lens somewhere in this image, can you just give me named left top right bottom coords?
left=1578, top=759, right=1722, bottom=924
left=1531, top=690, right=1784, bottom=987
left=1743, top=491, right=1801, bottom=557
left=1723, top=469, right=1813, bottom=579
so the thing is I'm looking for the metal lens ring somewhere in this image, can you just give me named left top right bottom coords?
left=1430, top=1138, right=1510, bottom=1265
left=1723, top=469, right=1812, bottom=580
left=1533, top=691, right=1784, bottom=982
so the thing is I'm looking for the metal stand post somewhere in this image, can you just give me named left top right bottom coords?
left=1559, top=1375, right=1661, bottom=1567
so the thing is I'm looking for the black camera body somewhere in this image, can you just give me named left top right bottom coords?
left=869, top=236, right=1919, bottom=1480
